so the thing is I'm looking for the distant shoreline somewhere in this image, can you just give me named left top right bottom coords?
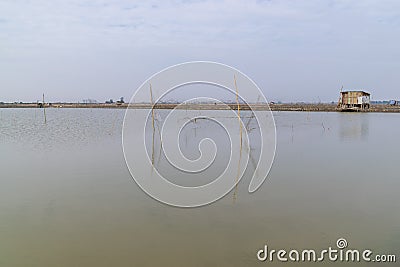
left=1, top=103, right=400, bottom=113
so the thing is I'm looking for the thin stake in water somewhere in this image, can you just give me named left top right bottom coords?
left=150, top=84, right=155, bottom=168
left=233, top=74, right=243, bottom=202
left=43, top=93, right=47, bottom=124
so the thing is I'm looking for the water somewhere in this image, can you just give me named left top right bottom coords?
left=0, top=109, right=399, bottom=266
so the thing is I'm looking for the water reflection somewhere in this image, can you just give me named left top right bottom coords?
left=143, top=109, right=260, bottom=192
left=339, top=113, right=369, bottom=140
left=0, top=110, right=399, bottom=267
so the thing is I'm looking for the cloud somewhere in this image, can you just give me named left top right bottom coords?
left=1, top=0, right=399, bottom=49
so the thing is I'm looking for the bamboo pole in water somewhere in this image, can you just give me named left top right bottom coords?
left=234, top=75, right=242, bottom=149
left=150, top=84, right=155, bottom=167
left=150, top=84, right=155, bottom=133
left=233, top=74, right=243, bottom=202
left=42, top=93, right=47, bottom=124
left=148, top=83, right=164, bottom=167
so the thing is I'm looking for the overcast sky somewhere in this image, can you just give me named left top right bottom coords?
left=1, top=0, right=399, bottom=103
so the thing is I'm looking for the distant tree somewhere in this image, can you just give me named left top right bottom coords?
left=83, top=99, right=98, bottom=104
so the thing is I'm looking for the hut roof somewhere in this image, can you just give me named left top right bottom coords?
left=341, top=90, right=370, bottom=95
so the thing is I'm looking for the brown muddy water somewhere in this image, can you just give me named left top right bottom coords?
left=0, top=108, right=399, bottom=266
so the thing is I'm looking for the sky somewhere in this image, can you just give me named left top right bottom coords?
left=1, top=0, right=399, bottom=103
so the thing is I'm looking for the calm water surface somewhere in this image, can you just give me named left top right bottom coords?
left=0, top=109, right=399, bottom=266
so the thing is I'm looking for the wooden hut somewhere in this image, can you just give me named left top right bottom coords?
left=338, top=91, right=370, bottom=111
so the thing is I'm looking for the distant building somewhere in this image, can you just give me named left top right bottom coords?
left=116, top=97, right=125, bottom=105
left=338, top=91, right=370, bottom=111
